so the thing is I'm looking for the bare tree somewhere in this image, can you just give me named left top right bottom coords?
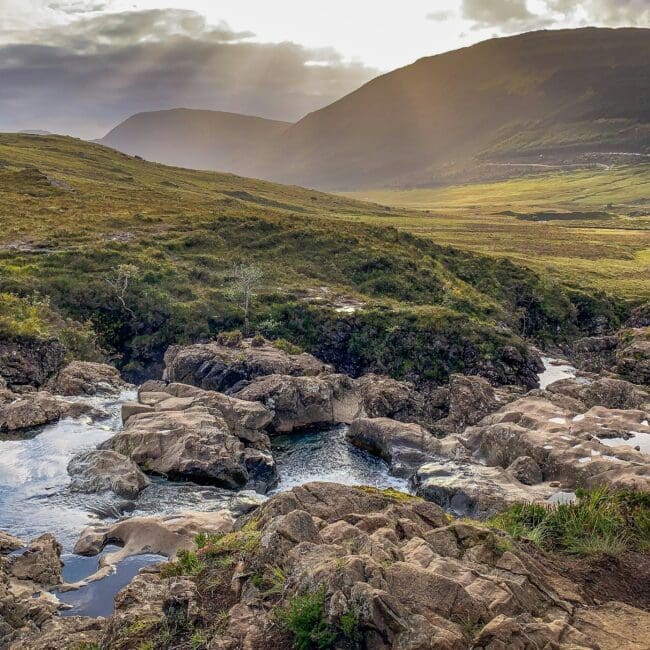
left=106, top=263, right=138, bottom=317
left=227, top=263, right=263, bottom=335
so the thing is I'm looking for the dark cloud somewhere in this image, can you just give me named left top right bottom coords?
left=426, top=10, right=455, bottom=21
left=0, top=9, right=377, bottom=138
left=579, top=0, right=650, bottom=25
left=47, top=1, right=107, bottom=14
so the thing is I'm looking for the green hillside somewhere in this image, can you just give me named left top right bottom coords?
left=0, top=134, right=629, bottom=383
left=345, top=165, right=650, bottom=300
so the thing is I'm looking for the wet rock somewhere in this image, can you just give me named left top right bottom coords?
left=0, top=337, right=65, bottom=388
left=413, top=460, right=548, bottom=517
left=0, top=532, right=23, bottom=554
left=507, top=455, right=543, bottom=485
left=0, top=391, right=70, bottom=432
left=109, top=382, right=277, bottom=491
left=163, top=339, right=331, bottom=392
left=74, top=510, right=234, bottom=566
left=67, top=449, right=150, bottom=498
left=47, top=360, right=126, bottom=396
left=8, top=534, right=62, bottom=587
left=347, top=417, right=467, bottom=478
left=233, top=373, right=363, bottom=432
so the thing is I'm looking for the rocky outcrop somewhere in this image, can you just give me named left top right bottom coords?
left=0, top=391, right=73, bottom=433
left=571, top=327, right=650, bottom=385
left=47, top=360, right=126, bottom=396
left=461, top=395, right=650, bottom=492
left=6, top=534, right=62, bottom=587
left=0, top=338, right=65, bottom=388
left=352, top=373, right=446, bottom=429
left=109, top=382, right=276, bottom=491
left=347, top=417, right=467, bottom=477
left=67, top=449, right=150, bottom=498
left=163, top=339, right=331, bottom=392
left=88, top=483, right=648, bottom=650
left=233, top=373, right=363, bottom=432
left=546, top=376, right=650, bottom=411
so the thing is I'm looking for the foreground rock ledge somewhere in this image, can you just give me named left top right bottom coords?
left=10, top=482, right=649, bottom=649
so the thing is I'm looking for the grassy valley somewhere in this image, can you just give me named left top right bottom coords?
left=346, top=164, right=650, bottom=299
left=0, top=134, right=625, bottom=384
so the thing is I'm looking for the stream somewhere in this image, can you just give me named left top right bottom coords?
left=0, top=357, right=576, bottom=616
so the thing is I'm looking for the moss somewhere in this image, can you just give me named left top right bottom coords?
left=272, top=338, right=303, bottom=355
left=355, top=485, right=421, bottom=503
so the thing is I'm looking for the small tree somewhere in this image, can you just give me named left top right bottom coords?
left=106, top=263, right=138, bottom=317
left=227, top=263, right=263, bottom=335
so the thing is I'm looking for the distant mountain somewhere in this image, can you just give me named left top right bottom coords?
left=99, top=28, right=650, bottom=189
left=98, top=109, right=290, bottom=175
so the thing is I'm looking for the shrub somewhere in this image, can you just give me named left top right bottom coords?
left=251, top=333, right=265, bottom=347
left=216, top=329, right=243, bottom=347
left=272, top=338, right=302, bottom=355
left=279, top=587, right=336, bottom=650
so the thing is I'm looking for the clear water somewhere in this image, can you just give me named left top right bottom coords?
left=271, top=425, right=409, bottom=493
left=598, top=431, right=650, bottom=455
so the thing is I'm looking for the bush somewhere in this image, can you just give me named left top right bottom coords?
left=216, top=329, right=243, bottom=347
left=489, top=487, right=650, bottom=555
left=251, top=333, right=265, bottom=347
left=279, top=587, right=336, bottom=650
left=272, top=337, right=303, bottom=355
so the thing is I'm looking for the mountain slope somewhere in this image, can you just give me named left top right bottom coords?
left=259, top=27, right=650, bottom=189
left=99, top=108, right=290, bottom=175
left=0, top=133, right=617, bottom=384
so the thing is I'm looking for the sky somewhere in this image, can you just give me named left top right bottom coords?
left=0, top=0, right=648, bottom=138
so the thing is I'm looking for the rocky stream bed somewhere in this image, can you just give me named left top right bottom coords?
left=0, top=329, right=649, bottom=648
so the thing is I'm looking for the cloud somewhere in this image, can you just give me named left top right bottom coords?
left=426, top=10, right=455, bottom=21
left=0, top=9, right=377, bottom=138
left=575, top=0, right=650, bottom=25
left=47, top=1, right=107, bottom=14
left=461, top=0, right=554, bottom=32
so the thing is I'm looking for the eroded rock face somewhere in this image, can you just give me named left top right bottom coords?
left=7, top=534, right=62, bottom=586
left=233, top=373, right=363, bottom=432
left=461, top=395, right=650, bottom=492
left=48, top=360, right=126, bottom=396
left=67, top=449, right=150, bottom=498
left=163, top=339, right=331, bottom=393
left=0, top=338, right=65, bottom=388
left=109, top=382, right=276, bottom=491
left=93, top=482, right=649, bottom=650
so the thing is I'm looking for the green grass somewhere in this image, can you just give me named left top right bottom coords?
left=0, top=134, right=636, bottom=384
left=489, top=488, right=650, bottom=556
left=344, top=165, right=650, bottom=299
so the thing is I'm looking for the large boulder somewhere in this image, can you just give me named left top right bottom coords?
left=0, top=391, right=69, bottom=433
left=109, top=382, right=277, bottom=491
left=6, top=534, right=62, bottom=587
left=233, top=373, right=362, bottom=432
left=0, top=338, right=65, bottom=388
left=163, top=339, right=331, bottom=392
left=347, top=417, right=467, bottom=478
left=547, top=376, right=650, bottom=411
left=47, top=360, right=126, bottom=396
left=67, top=449, right=150, bottom=498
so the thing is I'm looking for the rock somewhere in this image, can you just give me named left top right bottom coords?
left=546, top=376, right=650, bottom=410
left=108, top=382, right=277, bottom=491
left=121, top=401, right=154, bottom=422
left=353, top=373, right=446, bottom=429
left=347, top=417, right=467, bottom=478
left=572, top=601, right=650, bottom=650
left=8, top=534, right=62, bottom=586
left=616, top=328, right=650, bottom=385
left=0, top=337, right=65, bottom=388
left=47, top=360, right=126, bottom=396
left=434, top=373, right=503, bottom=433
left=163, top=339, right=331, bottom=392
left=507, top=455, right=543, bottom=485
left=233, top=373, right=363, bottom=432
left=0, top=391, right=68, bottom=432
left=413, top=460, right=549, bottom=517
left=626, top=303, right=650, bottom=329
left=461, top=395, right=650, bottom=493
left=67, top=449, right=150, bottom=498
left=0, top=532, right=23, bottom=554
left=8, top=616, right=104, bottom=650
left=74, top=510, right=234, bottom=566
left=473, top=344, right=543, bottom=390
left=571, top=334, right=619, bottom=374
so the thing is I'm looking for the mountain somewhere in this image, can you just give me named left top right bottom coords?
left=260, top=27, right=650, bottom=189
left=98, top=108, right=289, bottom=175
